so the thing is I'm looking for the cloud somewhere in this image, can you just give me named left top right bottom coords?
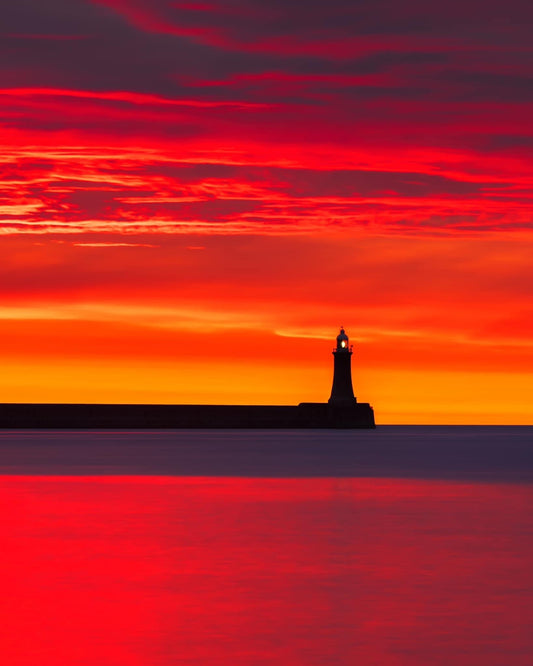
left=1, top=139, right=532, bottom=241
left=94, top=0, right=533, bottom=55
left=1, top=233, right=532, bottom=352
left=73, top=241, right=158, bottom=247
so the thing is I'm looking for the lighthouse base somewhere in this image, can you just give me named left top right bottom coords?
left=0, top=402, right=376, bottom=429
left=298, top=402, right=375, bottom=428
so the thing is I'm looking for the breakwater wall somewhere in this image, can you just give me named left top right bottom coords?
left=0, top=402, right=375, bottom=429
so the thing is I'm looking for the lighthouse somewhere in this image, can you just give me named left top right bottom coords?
left=328, top=327, right=357, bottom=406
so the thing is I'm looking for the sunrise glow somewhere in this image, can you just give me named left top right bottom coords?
left=1, top=0, right=532, bottom=423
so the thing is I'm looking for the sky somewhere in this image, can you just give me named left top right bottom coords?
left=1, top=0, right=532, bottom=423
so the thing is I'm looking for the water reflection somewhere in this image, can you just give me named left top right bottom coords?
left=1, top=476, right=532, bottom=665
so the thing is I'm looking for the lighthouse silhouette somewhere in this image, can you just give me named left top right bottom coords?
left=328, top=327, right=357, bottom=406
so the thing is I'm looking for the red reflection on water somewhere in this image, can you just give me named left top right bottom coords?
left=1, top=477, right=532, bottom=665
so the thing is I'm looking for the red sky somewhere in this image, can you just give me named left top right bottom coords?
left=1, top=0, right=532, bottom=422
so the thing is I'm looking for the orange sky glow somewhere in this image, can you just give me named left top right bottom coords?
left=1, top=0, right=532, bottom=423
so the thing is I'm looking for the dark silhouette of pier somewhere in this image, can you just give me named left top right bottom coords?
left=0, top=328, right=375, bottom=429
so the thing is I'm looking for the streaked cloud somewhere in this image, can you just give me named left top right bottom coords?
left=0, top=0, right=532, bottom=419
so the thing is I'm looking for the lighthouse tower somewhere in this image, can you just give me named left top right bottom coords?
left=328, top=328, right=357, bottom=406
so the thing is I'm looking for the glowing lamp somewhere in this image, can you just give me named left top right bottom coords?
left=335, top=327, right=350, bottom=352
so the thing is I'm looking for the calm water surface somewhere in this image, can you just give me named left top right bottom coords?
left=1, top=427, right=532, bottom=665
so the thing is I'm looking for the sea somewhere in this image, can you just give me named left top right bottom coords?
left=1, top=426, right=532, bottom=665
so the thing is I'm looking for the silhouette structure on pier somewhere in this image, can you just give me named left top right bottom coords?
left=329, top=327, right=357, bottom=406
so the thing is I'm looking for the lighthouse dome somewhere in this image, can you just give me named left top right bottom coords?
left=336, top=327, right=349, bottom=350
